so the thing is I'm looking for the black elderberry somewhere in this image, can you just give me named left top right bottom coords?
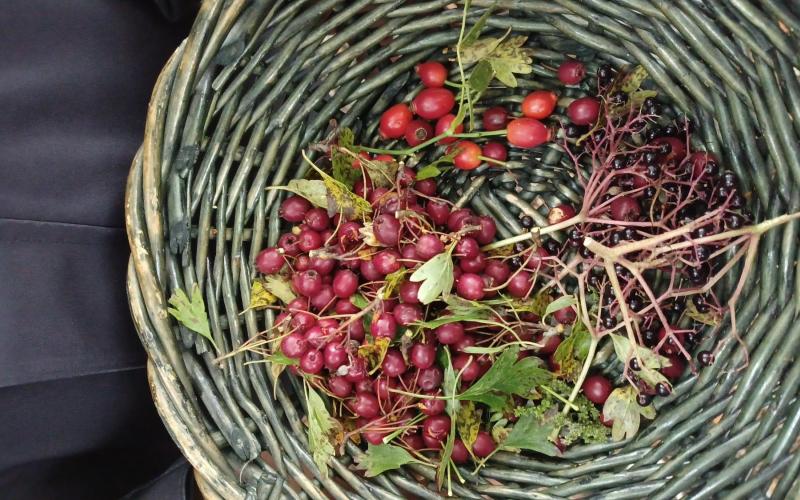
left=656, top=383, right=671, bottom=397
left=643, top=329, right=658, bottom=347
left=730, top=193, right=745, bottom=209
left=565, top=123, right=583, bottom=138
left=637, top=393, right=654, bottom=406
left=722, top=170, right=737, bottom=189
left=726, top=213, right=743, bottom=230
left=612, top=157, right=627, bottom=170
left=520, top=215, right=534, bottom=229
left=698, top=350, right=714, bottom=366
left=644, top=152, right=659, bottom=165
left=609, top=91, right=627, bottom=106
left=629, top=357, right=641, bottom=371
left=704, top=160, right=719, bottom=177
left=544, top=238, right=561, bottom=255
left=663, top=124, right=678, bottom=137
left=645, top=126, right=662, bottom=142
left=646, top=164, right=661, bottom=179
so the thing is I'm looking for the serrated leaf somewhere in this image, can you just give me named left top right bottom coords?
left=409, top=250, right=454, bottom=304
left=602, top=386, right=655, bottom=441
left=331, top=128, right=362, bottom=188
left=686, top=299, right=721, bottom=326
left=300, top=151, right=372, bottom=220
left=357, top=443, right=425, bottom=477
left=440, top=348, right=460, bottom=416
left=268, top=352, right=298, bottom=366
left=168, top=285, right=217, bottom=350
left=306, top=386, right=341, bottom=476
left=461, top=37, right=503, bottom=65
left=486, top=36, right=533, bottom=88
left=468, top=60, right=494, bottom=94
left=383, top=268, right=408, bottom=299
left=444, top=296, right=493, bottom=319
left=543, top=295, right=577, bottom=320
left=502, top=412, right=560, bottom=456
left=358, top=336, right=391, bottom=374
left=247, top=279, right=277, bottom=310
left=456, top=400, right=482, bottom=450
left=361, top=157, right=399, bottom=188
left=263, top=275, right=296, bottom=304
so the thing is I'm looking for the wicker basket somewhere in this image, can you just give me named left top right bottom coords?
left=125, top=1, right=800, bottom=498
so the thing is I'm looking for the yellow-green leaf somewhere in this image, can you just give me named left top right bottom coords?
left=383, top=268, right=408, bottom=299
left=168, top=284, right=217, bottom=350
left=331, top=127, right=362, bottom=188
left=409, top=250, right=454, bottom=304
left=461, top=37, right=503, bottom=65
left=300, top=151, right=372, bottom=220
left=619, top=65, right=649, bottom=93
left=358, top=337, right=391, bottom=374
left=247, top=279, right=277, bottom=310
left=263, top=275, right=296, bottom=304
left=306, top=386, right=341, bottom=477
left=686, top=299, right=721, bottom=326
left=602, top=386, right=655, bottom=441
left=456, top=400, right=482, bottom=451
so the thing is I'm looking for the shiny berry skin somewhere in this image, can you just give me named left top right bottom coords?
left=292, top=270, right=323, bottom=297
left=475, top=216, right=497, bottom=245
left=324, top=342, right=348, bottom=371
left=472, top=432, right=496, bottom=458
left=420, top=394, right=446, bottom=416
left=414, top=178, right=437, bottom=196
left=418, top=366, right=443, bottom=390
left=297, top=228, right=323, bottom=252
left=393, top=303, right=423, bottom=326
left=399, top=281, right=422, bottom=304
left=447, top=209, right=473, bottom=232
left=280, top=332, right=308, bottom=358
left=637, top=393, right=654, bottom=406
left=381, top=349, right=407, bottom=377
left=482, top=106, right=508, bottom=131
left=255, top=247, right=285, bottom=274
left=416, top=61, right=448, bottom=88
left=337, top=221, right=362, bottom=250
left=310, top=285, right=336, bottom=311
left=303, top=208, right=330, bottom=231
left=280, top=195, right=311, bottom=222
left=361, top=418, right=388, bottom=445
left=410, top=343, right=437, bottom=369
left=353, top=176, right=373, bottom=199
left=652, top=136, right=687, bottom=164
left=412, top=88, right=455, bottom=120
left=379, top=103, right=413, bottom=139
left=455, top=237, right=480, bottom=259
left=328, top=376, right=353, bottom=398
left=345, top=358, right=368, bottom=382
left=522, top=90, right=558, bottom=119
left=300, top=350, right=324, bottom=374
left=657, top=328, right=686, bottom=356
left=662, top=355, right=686, bottom=380
left=456, top=273, right=485, bottom=301
left=404, top=119, right=434, bottom=147
left=557, top=59, right=586, bottom=85
left=610, top=196, right=641, bottom=221
left=481, top=141, right=508, bottom=164
left=402, top=432, right=425, bottom=450
left=371, top=312, right=397, bottom=339
left=656, top=383, right=671, bottom=397
left=373, top=213, right=401, bottom=245
left=373, top=249, right=402, bottom=275
left=332, top=269, right=359, bottom=298
left=698, top=350, right=714, bottom=366
left=422, top=415, right=451, bottom=445
left=435, top=113, right=463, bottom=144
left=459, top=254, right=486, bottom=273
left=415, top=233, right=445, bottom=260
left=295, top=255, right=311, bottom=272
left=288, top=297, right=308, bottom=313
left=451, top=439, right=469, bottom=463
left=567, top=97, right=600, bottom=125
left=347, top=319, right=365, bottom=342
left=548, top=204, right=576, bottom=225
left=453, top=141, right=482, bottom=170
left=553, top=306, right=577, bottom=325
left=426, top=200, right=450, bottom=226
left=290, top=311, right=315, bottom=333
left=582, top=374, right=613, bottom=404
left=353, top=392, right=380, bottom=418
left=435, top=322, right=465, bottom=345
left=359, top=259, right=383, bottom=282
left=507, top=118, right=550, bottom=148
left=303, top=326, right=327, bottom=349
left=538, top=334, right=561, bottom=355
left=507, top=271, right=533, bottom=298
left=278, top=233, right=301, bottom=256
left=453, top=353, right=482, bottom=381
left=485, top=260, right=510, bottom=282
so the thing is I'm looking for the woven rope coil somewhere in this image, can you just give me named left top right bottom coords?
left=126, top=1, right=800, bottom=498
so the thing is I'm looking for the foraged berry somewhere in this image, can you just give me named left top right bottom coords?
left=636, top=393, right=654, bottom=406
left=453, top=141, right=482, bottom=170
left=412, top=88, right=455, bottom=120
left=507, top=118, right=550, bottom=148
left=567, top=97, right=600, bottom=126
left=522, top=90, right=558, bottom=120
left=435, top=114, right=463, bottom=144
left=482, top=106, right=508, bottom=131
left=379, top=103, right=413, bottom=139
left=558, top=59, right=586, bottom=85
left=582, top=374, right=612, bottom=404
left=280, top=195, right=311, bottom=223
left=655, top=383, right=671, bottom=397
left=416, top=61, right=448, bottom=88
left=255, top=247, right=285, bottom=274
left=698, top=350, right=714, bottom=366
left=404, top=119, right=433, bottom=147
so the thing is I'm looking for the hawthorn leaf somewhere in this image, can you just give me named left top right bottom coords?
left=502, top=412, right=560, bottom=456
left=459, top=346, right=550, bottom=410
left=358, top=337, right=391, bottom=374
left=306, top=387, right=341, bottom=476
left=602, top=386, right=655, bottom=441
left=468, top=60, right=494, bottom=94
left=263, top=275, right=296, bottom=304
left=409, top=251, right=454, bottom=304
left=168, top=285, right=217, bottom=350
left=331, top=127, right=362, bottom=188
left=357, top=444, right=425, bottom=477
left=461, top=37, right=503, bottom=65
left=543, top=295, right=578, bottom=320
left=415, top=164, right=442, bottom=181
left=382, top=268, right=408, bottom=299
left=247, top=279, right=276, bottom=310
left=456, top=400, right=482, bottom=450
left=686, top=299, right=721, bottom=326
left=285, top=179, right=329, bottom=209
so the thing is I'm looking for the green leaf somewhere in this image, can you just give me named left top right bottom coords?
left=553, top=321, right=591, bottom=381
left=168, top=285, right=217, bottom=350
left=409, top=250, right=454, bottom=304
left=361, top=157, right=399, bottom=188
left=468, top=60, right=494, bottom=94
left=462, top=3, right=495, bottom=46
left=486, top=36, right=534, bottom=88
left=608, top=334, right=672, bottom=389
left=415, top=164, right=442, bottom=181
left=331, top=128, right=362, bottom=188
left=686, top=299, right=721, bottom=326
left=358, top=336, right=391, bottom=374
left=306, top=386, right=341, bottom=476
left=502, top=412, right=560, bottom=456
left=357, top=443, right=424, bottom=477
left=619, top=65, right=649, bottom=93
left=299, top=151, right=372, bottom=220
left=444, top=296, right=493, bottom=319
left=382, top=268, right=408, bottom=299
left=456, top=400, right=482, bottom=450
left=602, top=386, right=655, bottom=441
left=440, top=348, right=460, bottom=417
left=263, top=275, right=297, bottom=304
left=543, top=295, right=578, bottom=320
left=461, top=37, right=503, bottom=65
left=285, top=179, right=329, bottom=210
left=268, top=352, right=298, bottom=366
left=351, top=293, right=369, bottom=309
left=459, top=346, right=550, bottom=411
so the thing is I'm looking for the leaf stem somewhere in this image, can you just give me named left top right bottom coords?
left=562, top=336, right=599, bottom=416
left=480, top=214, right=586, bottom=251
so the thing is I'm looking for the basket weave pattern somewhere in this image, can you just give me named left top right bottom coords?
left=126, top=1, right=800, bottom=498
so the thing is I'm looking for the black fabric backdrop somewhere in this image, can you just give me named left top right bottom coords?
left=0, top=1, right=197, bottom=498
